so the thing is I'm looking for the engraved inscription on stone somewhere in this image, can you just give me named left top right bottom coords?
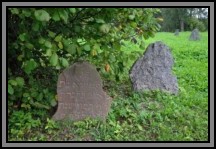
left=52, top=61, right=112, bottom=121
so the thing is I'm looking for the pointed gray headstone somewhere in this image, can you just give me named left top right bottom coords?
left=129, top=41, right=179, bottom=94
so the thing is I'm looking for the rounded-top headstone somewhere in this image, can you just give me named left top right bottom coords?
left=52, top=61, right=112, bottom=121
left=129, top=41, right=179, bottom=94
left=189, top=28, right=200, bottom=40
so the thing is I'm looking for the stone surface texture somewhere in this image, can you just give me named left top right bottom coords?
left=129, top=41, right=179, bottom=94
left=52, top=61, right=112, bottom=121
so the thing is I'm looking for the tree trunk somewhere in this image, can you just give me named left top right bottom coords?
left=180, top=19, right=184, bottom=32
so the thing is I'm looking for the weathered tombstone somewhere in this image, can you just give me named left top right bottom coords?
left=52, top=61, right=112, bottom=121
left=189, top=28, right=200, bottom=40
left=129, top=41, right=178, bottom=94
left=174, top=29, right=179, bottom=36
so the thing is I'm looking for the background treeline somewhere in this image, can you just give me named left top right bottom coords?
left=156, top=8, right=208, bottom=32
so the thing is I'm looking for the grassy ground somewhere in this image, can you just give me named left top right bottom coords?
left=9, top=32, right=208, bottom=141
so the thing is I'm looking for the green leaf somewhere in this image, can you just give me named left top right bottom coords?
left=62, top=39, right=70, bottom=48
left=128, top=15, right=135, bottom=20
left=48, top=31, right=56, bottom=38
left=83, top=44, right=91, bottom=51
left=51, top=99, right=57, bottom=107
left=34, top=10, right=50, bottom=22
left=46, top=49, right=52, bottom=57
left=130, top=22, right=137, bottom=28
left=25, top=43, right=34, bottom=50
left=39, top=37, right=45, bottom=44
left=137, top=124, right=143, bottom=131
left=66, top=44, right=76, bottom=54
left=156, top=23, right=161, bottom=30
left=10, top=8, right=19, bottom=14
left=21, top=103, right=30, bottom=109
left=93, top=44, right=101, bottom=51
left=43, top=89, right=48, bottom=94
left=77, top=38, right=84, bottom=43
left=19, top=33, right=27, bottom=41
left=31, top=101, right=49, bottom=109
left=59, top=10, right=68, bottom=24
left=50, top=53, right=58, bottom=66
left=32, top=21, right=40, bottom=31
left=55, top=63, right=61, bottom=70
left=90, top=49, right=97, bottom=56
left=44, top=41, right=52, bottom=48
left=99, top=24, right=110, bottom=33
left=22, top=9, right=31, bottom=17
left=69, top=8, right=76, bottom=14
left=52, top=11, right=60, bottom=21
left=17, top=55, right=23, bottom=61
left=23, top=93, right=29, bottom=98
left=58, top=42, right=63, bottom=49
left=24, top=59, right=38, bottom=74
left=54, top=35, right=62, bottom=42
left=16, top=77, right=25, bottom=87
left=8, top=84, right=14, bottom=95
left=9, top=80, right=17, bottom=86
left=96, top=19, right=105, bottom=24
left=61, top=58, right=69, bottom=67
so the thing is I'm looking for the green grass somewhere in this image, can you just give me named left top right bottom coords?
left=9, top=32, right=208, bottom=141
